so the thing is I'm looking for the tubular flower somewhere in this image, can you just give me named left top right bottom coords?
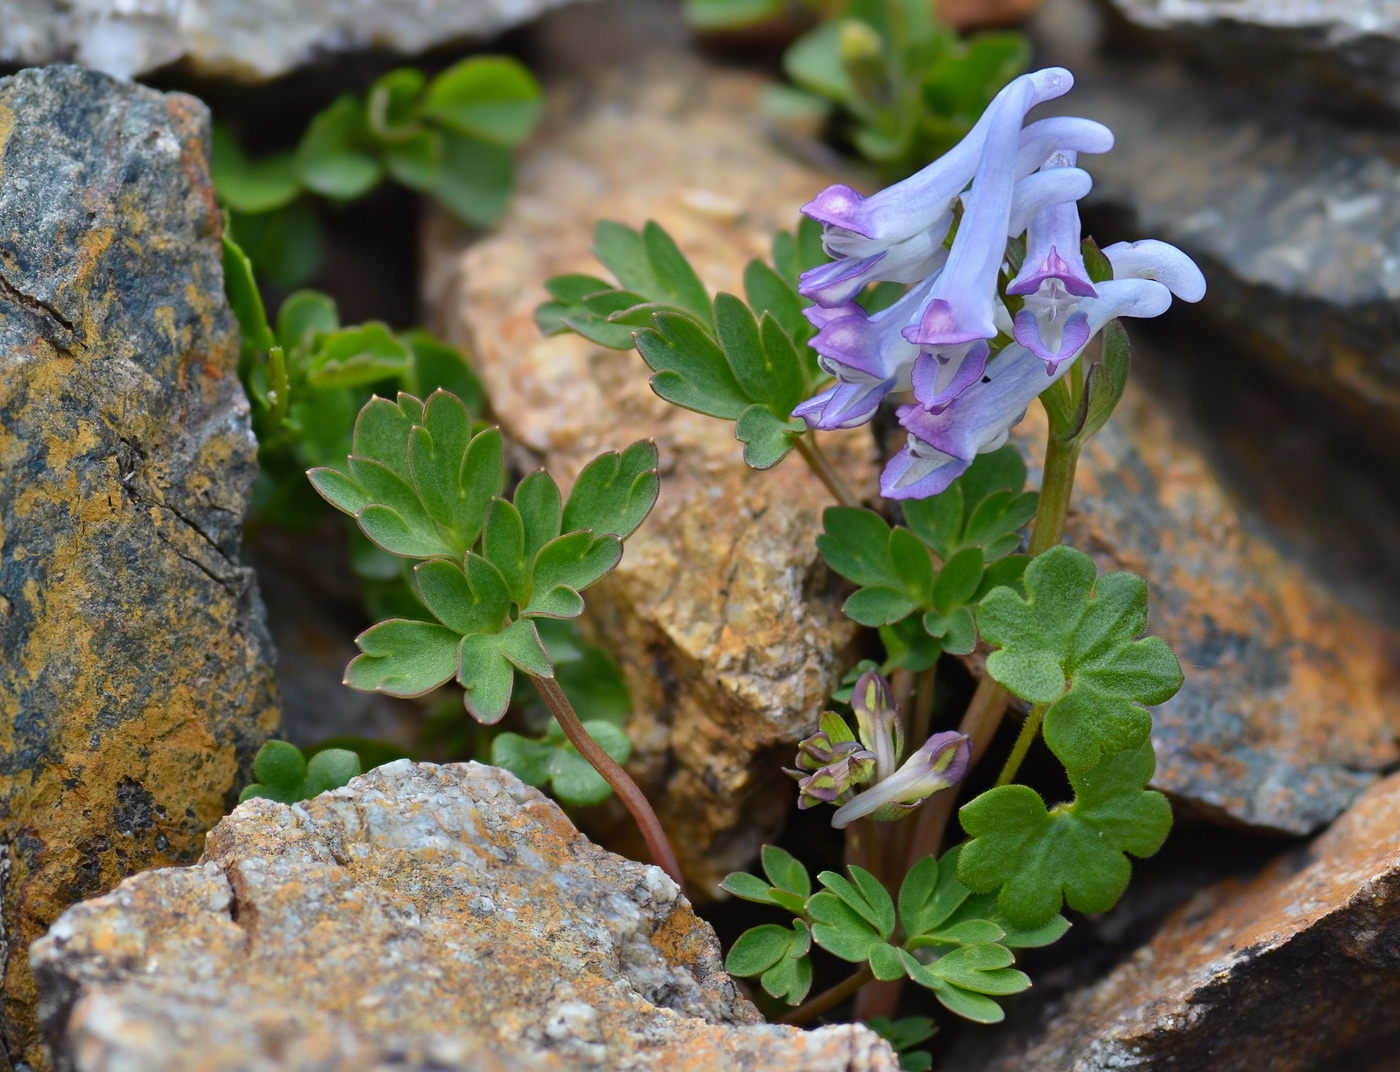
left=788, top=670, right=970, bottom=826
left=789, top=66, right=1205, bottom=500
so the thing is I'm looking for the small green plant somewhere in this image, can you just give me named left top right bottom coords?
left=214, top=56, right=543, bottom=284
left=865, top=1016, right=938, bottom=1071
left=723, top=846, right=1066, bottom=1020
left=685, top=0, right=1028, bottom=180
left=306, top=385, right=682, bottom=884
left=240, top=740, right=363, bottom=804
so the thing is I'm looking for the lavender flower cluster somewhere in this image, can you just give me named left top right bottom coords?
left=792, top=67, right=1206, bottom=500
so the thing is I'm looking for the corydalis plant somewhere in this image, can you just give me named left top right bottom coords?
left=307, top=389, right=683, bottom=885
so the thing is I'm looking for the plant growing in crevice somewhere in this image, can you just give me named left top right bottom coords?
left=540, top=63, right=1201, bottom=1028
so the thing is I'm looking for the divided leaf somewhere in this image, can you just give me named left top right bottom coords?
left=957, top=743, right=1173, bottom=929
left=819, top=508, right=934, bottom=626
left=561, top=441, right=660, bottom=539
left=492, top=716, right=631, bottom=807
left=977, top=545, right=1184, bottom=772
left=726, top=921, right=813, bottom=1005
left=345, top=619, right=460, bottom=696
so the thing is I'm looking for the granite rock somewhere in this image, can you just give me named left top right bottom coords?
left=944, top=768, right=1400, bottom=1071
left=1103, top=0, right=1400, bottom=115
left=0, top=0, right=594, bottom=81
left=0, top=66, right=279, bottom=1067
left=31, top=761, right=898, bottom=1072
left=1014, top=372, right=1400, bottom=835
left=1037, top=56, right=1400, bottom=453
left=422, top=34, right=877, bottom=891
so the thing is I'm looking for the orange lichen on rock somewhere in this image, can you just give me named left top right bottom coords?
left=0, top=66, right=277, bottom=1067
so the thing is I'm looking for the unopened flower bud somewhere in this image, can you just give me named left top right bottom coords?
left=830, top=731, right=971, bottom=828
left=787, top=749, right=876, bottom=809
left=850, top=670, right=903, bottom=781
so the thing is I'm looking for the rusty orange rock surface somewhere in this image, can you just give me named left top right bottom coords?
left=423, top=49, right=878, bottom=891
left=0, top=67, right=278, bottom=1067
left=31, top=761, right=898, bottom=1072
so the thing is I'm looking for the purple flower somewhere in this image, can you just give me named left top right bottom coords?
left=831, top=731, right=972, bottom=828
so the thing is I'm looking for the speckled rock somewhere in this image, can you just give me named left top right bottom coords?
left=31, top=761, right=898, bottom=1072
left=944, top=768, right=1400, bottom=1071
left=1103, top=0, right=1400, bottom=115
left=1013, top=375, right=1400, bottom=835
left=1038, top=58, right=1400, bottom=450
left=422, top=41, right=877, bottom=890
left=0, top=66, right=279, bottom=1067
left=0, top=0, right=595, bottom=81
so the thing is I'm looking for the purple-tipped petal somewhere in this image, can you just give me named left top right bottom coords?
left=1014, top=308, right=1091, bottom=369
left=1103, top=239, right=1207, bottom=302
left=792, top=378, right=894, bottom=430
left=1007, top=245, right=1097, bottom=298
left=879, top=439, right=970, bottom=501
left=911, top=339, right=991, bottom=412
left=799, top=251, right=887, bottom=306
left=1015, top=116, right=1115, bottom=178
left=803, top=300, right=865, bottom=331
left=829, top=731, right=972, bottom=828
left=801, top=183, right=875, bottom=237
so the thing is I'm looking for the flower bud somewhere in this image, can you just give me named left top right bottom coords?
left=850, top=670, right=903, bottom=781
left=830, top=731, right=971, bottom=828
left=788, top=749, right=877, bottom=809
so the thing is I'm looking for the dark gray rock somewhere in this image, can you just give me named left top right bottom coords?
left=1103, top=0, right=1400, bottom=116
left=0, top=65, right=278, bottom=1068
left=1043, top=59, right=1400, bottom=455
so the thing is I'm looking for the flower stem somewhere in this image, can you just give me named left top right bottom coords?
left=795, top=433, right=861, bottom=510
left=780, top=964, right=875, bottom=1026
left=901, top=409, right=1085, bottom=869
left=995, top=703, right=1046, bottom=787
left=532, top=675, right=685, bottom=891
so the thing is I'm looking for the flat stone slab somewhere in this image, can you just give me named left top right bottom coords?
left=0, top=65, right=278, bottom=1067
left=31, top=761, right=897, bottom=1072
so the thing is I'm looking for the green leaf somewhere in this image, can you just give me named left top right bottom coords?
left=958, top=743, right=1173, bottom=929
left=759, top=923, right=813, bottom=1004
left=714, top=293, right=802, bottom=416
left=977, top=545, right=1184, bottom=772
left=500, top=618, right=554, bottom=677
left=818, top=866, right=896, bottom=940
left=491, top=732, right=555, bottom=785
left=454, top=427, right=505, bottom=550
left=383, top=130, right=444, bottom=192
left=347, top=456, right=454, bottom=558
left=423, top=57, right=543, bottom=147
left=366, top=67, right=427, bottom=141
left=1071, top=319, right=1130, bottom=444
left=483, top=498, right=529, bottom=603
left=296, top=95, right=383, bottom=200
left=561, top=441, right=659, bottom=540
left=869, top=941, right=907, bottom=981
left=736, top=404, right=805, bottom=470
left=303, top=748, right=362, bottom=797
left=525, top=531, right=623, bottom=618
left=785, top=22, right=858, bottom=104
left=228, top=203, right=324, bottom=290
left=899, top=852, right=971, bottom=943
left=902, top=445, right=1034, bottom=562
left=431, top=134, right=515, bottom=228
left=309, top=323, right=411, bottom=389
left=253, top=740, right=307, bottom=793
left=1081, top=236, right=1114, bottom=285
left=683, top=0, right=786, bottom=30
left=307, top=467, right=369, bottom=516
left=212, top=126, right=301, bottom=214
left=516, top=470, right=563, bottom=564
left=414, top=555, right=510, bottom=635
left=222, top=233, right=275, bottom=353
left=761, top=845, right=812, bottom=900
left=636, top=312, right=751, bottom=420
left=277, top=289, right=339, bottom=355
left=819, top=509, right=935, bottom=625
left=807, top=892, right=886, bottom=963
left=643, top=221, right=712, bottom=324
left=456, top=632, right=515, bottom=723
left=593, top=220, right=657, bottom=295
left=409, top=389, right=477, bottom=539
left=404, top=331, right=487, bottom=416
left=727, top=924, right=793, bottom=976
left=345, top=619, right=460, bottom=696
left=932, top=546, right=984, bottom=615
left=353, top=394, right=416, bottom=482
left=743, top=258, right=812, bottom=350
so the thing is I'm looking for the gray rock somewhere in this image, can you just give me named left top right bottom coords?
left=1103, top=0, right=1400, bottom=115
left=0, top=65, right=279, bottom=1068
left=31, top=761, right=898, bottom=1072
left=0, top=0, right=595, bottom=81
left=1040, top=57, right=1400, bottom=453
